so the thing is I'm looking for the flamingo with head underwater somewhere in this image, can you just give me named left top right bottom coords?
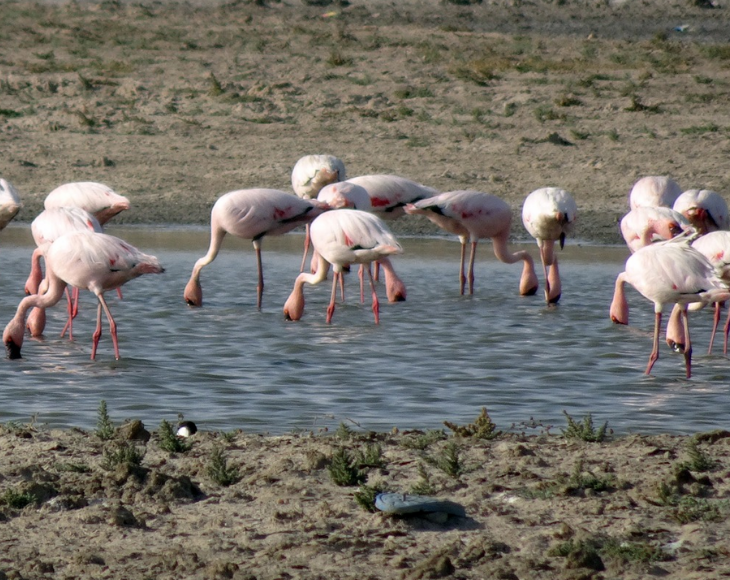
left=522, top=187, right=578, bottom=304
left=184, top=188, right=328, bottom=309
left=628, top=175, right=682, bottom=210
left=3, top=230, right=164, bottom=361
left=283, top=209, right=403, bottom=324
left=609, top=235, right=729, bottom=378
left=0, top=178, right=22, bottom=231
left=44, top=181, right=130, bottom=226
left=673, top=189, right=729, bottom=235
left=405, top=190, right=538, bottom=297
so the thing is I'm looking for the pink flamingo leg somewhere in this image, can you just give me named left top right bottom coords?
left=61, top=288, right=75, bottom=340
left=254, top=240, right=264, bottom=310
left=91, top=303, right=103, bottom=360
left=467, top=241, right=477, bottom=295
left=117, top=288, right=123, bottom=300
left=645, top=311, right=662, bottom=375
left=723, top=308, right=730, bottom=355
left=300, top=224, right=311, bottom=273
left=540, top=244, right=551, bottom=303
left=373, top=261, right=380, bottom=283
left=91, top=295, right=119, bottom=360
left=459, top=241, right=467, bottom=295
left=359, top=265, right=365, bottom=303
left=708, top=302, right=721, bottom=354
left=367, top=264, right=380, bottom=324
left=680, top=306, right=693, bottom=378
left=326, top=271, right=339, bottom=324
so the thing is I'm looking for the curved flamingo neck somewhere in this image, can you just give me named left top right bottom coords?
left=610, top=272, right=629, bottom=325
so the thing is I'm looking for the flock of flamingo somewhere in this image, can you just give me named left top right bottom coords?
left=1, top=157, right=729, bottom=379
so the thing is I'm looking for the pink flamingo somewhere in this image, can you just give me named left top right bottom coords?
left=673, top=189, right=730, bottom=235
left=283, top=209, right=403, bottom=324
left=609, top=236, right=729, bottom=378
left=405, top=191, right=538, bottom=296
left=23, top=207, right=103, bottom=338
left=0, top=178, right=22, bottom=231
left=184, top=188, right=328, bottom=309
left=628, top=175, right=682, bottom=210
left=522, top=187, right=578, bottom=304
left=317, top=182, right=407, bottom=303
left=619, top=206, right=690, bottom=253
left=3, top=230, right=164, bottom=360
left=44, top=182, right=130, bottom=226
left=345, top=174, right=437, bottom=220
left=291, top=154, right=346, bottom=272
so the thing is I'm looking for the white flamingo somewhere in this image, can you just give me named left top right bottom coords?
left=44, top=181, right=130, bottom=225
left=673, top=189, right=730, bottom=235
left=0, top=178, right=22, bottom=231
left=628, top=175, right=682, bottom=210
left=619, top=206, right=690, bottom=253
left=522, top=187, right=578, bottom=303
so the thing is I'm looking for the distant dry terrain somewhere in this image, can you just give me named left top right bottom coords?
left=3, top=0, right=730, bottom=243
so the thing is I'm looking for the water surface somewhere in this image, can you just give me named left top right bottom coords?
left=1, top=225, right=728, bottom=436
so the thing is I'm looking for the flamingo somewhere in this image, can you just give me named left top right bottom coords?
left=609, top=236, right=729, bottom=378
left=23, top=207, right=103, bottom=338
left=0, top=178, right=22, bottom=231
left=673, top=189, right=730, bottom=235
left=619, top=206, right=690, bottom=253
left=317, top=182, right=407, bottom=303
left=404, top=190, right=539, bottom=297
left=44, top=182, right=130, bottom=225
left=184, top=188, right=328, bottom=309
left=665, top=231, right=730, bottom=355
left=628, top=175, right=682, bottom=210
left=291, top=154, right=346, bottom=272
left=521, top=187, right=578, bottom=303
left=3, top=230, right=164, bottom=360
left=283, top=209, right=403, bottom=324
left=345, top=174, right=437, bottom=220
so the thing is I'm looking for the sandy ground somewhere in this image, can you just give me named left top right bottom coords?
left=2, top=0, right=730, bottom=578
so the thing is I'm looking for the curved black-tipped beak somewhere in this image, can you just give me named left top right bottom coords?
left=5, top=340, right=22, bottom=360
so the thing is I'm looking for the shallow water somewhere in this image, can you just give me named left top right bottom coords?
left=1, top=225, right=729, bottom=436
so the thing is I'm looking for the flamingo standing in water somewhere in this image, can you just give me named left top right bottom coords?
left=609, top=236, right=729, bottom=378
left=345, top=174, right=437, bottom=220
left=619, top=206, right=690, bottom=253
left=291, top=154, right=346, bottom=271
left=404, top=190, right=539, bottom=297
left=522, top=187, right=578, bottom=304
left=317, top=182, right=407, bottom=303
left=283, top=209, right=403, bottom=324
left=3, top=230, right=164, bottom=360
left=44, top=182, right=130, bottom=225
left=0, top=178, right=22, bottom=231
left=184, top=189, right=328, bottom=309
left=628, top=175, right=682, bottom=210
left=673, top=189, right=730, bottom=235
left=23, top=207, right=103, bottom=338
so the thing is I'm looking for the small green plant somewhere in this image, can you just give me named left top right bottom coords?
left=562, top=410, right=608, bottom=442
left=208, top=72, right=224, bottom=97
left=328, top=447, right=366, bottom=486
left=555, top=95, right=583, bottom=107
left=354, top=483, right=388, bottom=512
left=336, top=421, right=353, bottom=440
left=102, top=442, right=144, bottom=470
left=444, top=407, right=501, bottom=440
left=0, top=489, right=37, bottom=509
left=674, top=497, right=724, bottom=524
left=401, top=429, right=447, bottom=450
left=606, top=128, right=620, bottom=141
left=625, top=95, right=661, bottom=113
left=207, top=446, right=240, bottom=486
left=356, top=443, right=385, bottom=469
left=410, top=463, right=436, bottom=495
left=425, top=441, right=465, bottom=479
left=678, top=438, right=716, bottom=472
left=326, top=50, right=352, bottom=67
left=53, top=462, right=91, bottom=473
left=96, top=400, right=115, bottom=441
left=158, top=420, right=192, bottom=453
left=568, top=460, right=614, bottom=493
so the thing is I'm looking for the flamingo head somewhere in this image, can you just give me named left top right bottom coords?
left=3, top=319, right=24, bottom=360
left=183, top=278, right=203, bottom=307
left=283, top=283, right=305, bottom=321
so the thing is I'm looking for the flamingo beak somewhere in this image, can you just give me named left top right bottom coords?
left=5, top=340, right=22, bottom=360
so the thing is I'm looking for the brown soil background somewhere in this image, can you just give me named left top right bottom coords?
left=2, top=1, right=730, bottom=578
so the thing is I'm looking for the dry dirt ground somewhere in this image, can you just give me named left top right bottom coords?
left=3, top=0, right=730, bottom=578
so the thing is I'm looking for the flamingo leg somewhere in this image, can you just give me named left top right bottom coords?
left=645, top=311, right=662, bottom=375
left=681, top=305, right=692, bottom=378
left=708, top=302, right=721, bottom=355
left=539, top=243, right=551, bottom=304
left=61, top=287, right=75, bottom=340
left=326, top=271, right=339, bottom=324
left=254, top=241, right=264, bottom=310
left=99, top=294, right=120, bottom=360
left=299, top=224, right=311, bottom=273
left=459, top=242, right=467, bottom=295
left=358, top=265, right=365, bottom=303
left=116, top=287, right=123, bottom=300
left=366, top=264, right=380, bottom=324
left=374, top=261, right=380, bottom=283
left=340, top=268, right=346, bottom=302
left=724, top=307, right=730, bottom=356
left=72, top=287, right=80, bottom=317
left=91, top=302, right=103, bottom=360
left=467, top=241, right=477, bottom=295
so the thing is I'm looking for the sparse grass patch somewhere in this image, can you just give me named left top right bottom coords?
left=102, top=442, right=144, bottom=470
left=326, top=50, right=353, bottom=67
left=680, top=123, right=719, bottom=135
left=562, top=410, right=608, bottom=442
left=410, top=463, right=437, bottom=495
left=207, top=446, right=240, bottom=486
left=354, top=483, right=388, bottom=512
left=401, top=429, right=447, bottom=450
left=677, top=437, right=716, bottom=472
left=53, top=462, right=91, bottom=473
left=533, top=105, right=566, bottom=123
left=567, top=459, right=616, bottom=494
left=700, top=44, right=730, bottom=61
left=328, top=447, right=366, bottom=486
left=425, top=441, right=466, bottom=479
left=96, top=400, right=115, bottom=441
left=625, top=95, right=661, bottom=113
left=555, top=94, right=583, bottom=107
left=158, top=419, right=192, bottom=453
left=444, top=407, right=501, bottom=440
left=394, top=86, right=434, bottom=99
left=0, top=489, right=37, bottom=510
